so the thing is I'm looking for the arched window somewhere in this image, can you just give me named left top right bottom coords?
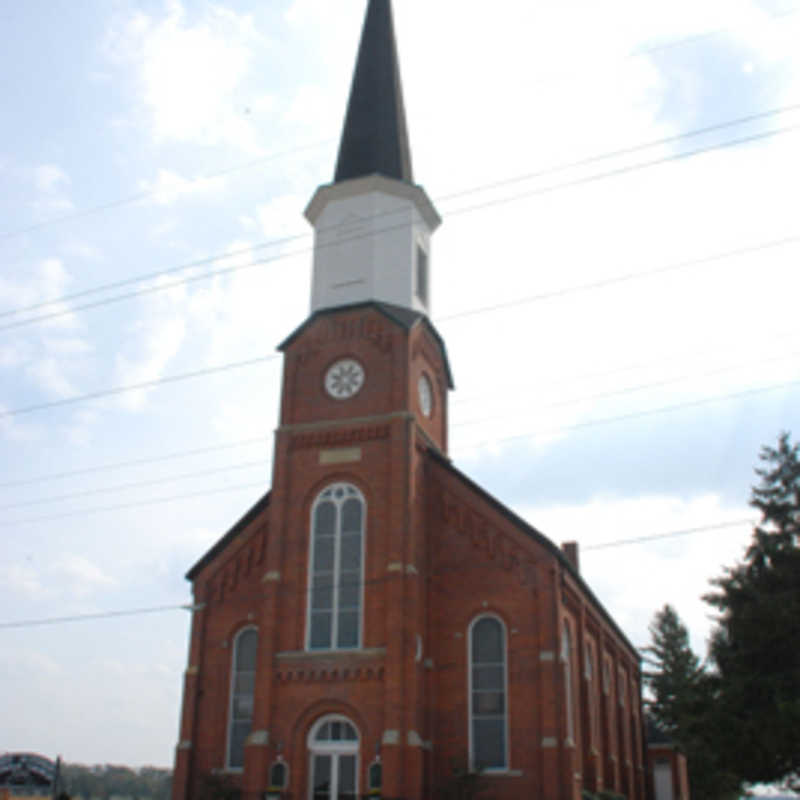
left=308, top=715, right=359, bottom=800
left=268, top=760, right=288, bottom=791
left=469, top=615, right=508, bottom=771
left=367, top=760, right=382, bottom=795
left=227, top=627, right=257, bottom=769
left=561, top=621, right=575, bottom=744
left=584, top=637, right=598, bottom=748
left=308, top=484, right=365, bottom=651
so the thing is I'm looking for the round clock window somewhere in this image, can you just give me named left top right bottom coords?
left=324, top=358, right=365, bottom=399
left=418, top=374, right=433, bottom=418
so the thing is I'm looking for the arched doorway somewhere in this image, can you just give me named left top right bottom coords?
left=307, top=715, right=359, bottom=800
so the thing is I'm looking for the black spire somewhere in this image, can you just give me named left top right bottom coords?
left=334, top=0, right=413, bottom=184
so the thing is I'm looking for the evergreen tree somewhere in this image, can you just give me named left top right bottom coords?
left=705, top=432, right=800, bottom=790
left=643, top=605, right=741, bottom=800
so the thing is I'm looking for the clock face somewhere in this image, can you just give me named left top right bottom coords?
left=325, top=358, right=365, bottom=399
left=418, top=373, right=433, bottom=418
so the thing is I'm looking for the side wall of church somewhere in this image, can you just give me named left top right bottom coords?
left=425, top=455, right=646, bottom=800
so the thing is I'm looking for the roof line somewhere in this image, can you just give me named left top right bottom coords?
left=427, top=448, right=641, bottom=661
left=186, top=490, right=271, bottom=580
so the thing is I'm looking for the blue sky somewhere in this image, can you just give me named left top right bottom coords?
left=1, top=0, right=799, bottom=769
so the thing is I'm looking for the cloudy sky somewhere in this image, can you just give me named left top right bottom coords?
left=1, top=0, right=799, bottom=768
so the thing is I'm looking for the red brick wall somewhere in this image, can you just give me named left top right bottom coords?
left=172, top=305, right=646, bottom=800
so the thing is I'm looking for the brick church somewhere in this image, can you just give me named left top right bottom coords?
left=171, top=2, right=648, bottom=799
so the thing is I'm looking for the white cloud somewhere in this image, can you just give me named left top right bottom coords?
left=32, top=164, right=74, bottom=213
left=0, top=563, right=44, bottom=598
left=518, top=494, right=755, bottom=655
left=114, top=312, right=187, bottom=411
left=107, top=1, right=266, bottom=152
left=52, top=555, right=116, bottom=596
left=139, top=168, right=227, bottom=206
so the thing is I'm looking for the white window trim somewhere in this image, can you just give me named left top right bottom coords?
left=225, top=625, right=258, bottom=771
left=305, top=483, right=367, bottom=652
left=268, top=758, right=289, bottom=791
left=307, top=714, right=360, bottom=800
left=467, top=613, right=510, bottom=773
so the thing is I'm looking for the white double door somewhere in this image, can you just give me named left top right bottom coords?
left=310, top=752, right=357, bottom=800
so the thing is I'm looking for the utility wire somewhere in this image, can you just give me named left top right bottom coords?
left=452, top=378, right=800, bottom=458
left=0, top=604, right=193, bottom=630
left=3, top=327, right=796, bottom=492
left=0, top=459, right=272, bottom=511
left=5, top=98, right=799, bottom=322
left=0, top=139, right=334, bottom=243
left=452, top=348, right=800, bottom=429
left=583, top=519, right=756, bottom=551
left=0, top=481, right=266, bottom=527
left=0, top=436, right=271, bottom=490
left=2, top=0, right=799, bottom=250
left=3, top=344, right=797, bottom=508
left=4, top=379, right=800, bottom=527
left=1, top=227, right=798, bottom=421
left=0, top=354, right=280, bottom=419
left=3, top=105, right=800, bottom=332
left=0, top=515, right=765, bottom=630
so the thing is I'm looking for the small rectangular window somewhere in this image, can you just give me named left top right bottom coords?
left=416, top=245, right=429, bottom=306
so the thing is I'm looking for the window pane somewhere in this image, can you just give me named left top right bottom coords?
left=229, top=720, right=250, bottom=769
left=233, top=693, right=254, bottom=719
left=269, top=763, right=286, bottom=788
left=341, top=499, right=362, bottom=534
left=312, top=754, right=331, bottom=799
left=337, top=611, right=359, bottom=648
left=338, top=755, right=356, bottom=799
left=339, top=534, right=361, bottom=570
left=473, top=665, right=503, bottom=690
left=315, top=723, right=331, bottom=741
left=343, top=722, right=357, bottom=741
left=472, top=618, right=502, bottom=663
left=314, top=536, right=335, bottom=572
left=235, top=630, right=258, bottom=670
left=314, top=502, right=336, bottom=536
left=473, top=718, right=505, bottom=769
left=368, top=763, right=382, bottom=790
left=234, top=672, right=255, bottom=695
left=338, top=575, right=360, bottom=609
left=310, top=612, right=332, bottom=649
left=473, top=691, right=505, bottom=715
left=312, top=583, right=333, bottom=611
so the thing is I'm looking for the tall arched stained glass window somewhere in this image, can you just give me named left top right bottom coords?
left=469, top=615, right=508, bottom=771
left=227, top=627, right=257, bottom=769
left=307, top=484, right=365, bottom=651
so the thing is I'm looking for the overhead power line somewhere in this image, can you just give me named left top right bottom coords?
left=3, top=102, right=800, bottom=331
left=583, top=519, right=756, bottom=550
left=0, top=436, right=271, bottom=490
left=452, top=348, right=800, bottom=429
left=0, top=515, right=763, bottom=630
left=0, top=481, right=266, bottom=527
left=0, top=138, right=334, bottom=243
left=3, top=378, right=800, bottom=528
left=452, top=378, right=800, bottom=458
left=3, top=326, right=797, bottom=492
left=0, top=354, right=280, bottom=419
left=1, top=228, right=798, bottom=421
left=0, top=459, right=271, bottom=511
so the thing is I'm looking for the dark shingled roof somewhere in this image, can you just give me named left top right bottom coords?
left=334, top=0, right=413, bottom=183
left=426, top=449, right=642, bottom=662
left=186, top=491, right=271, bottom=581
left=278, top=300, right=454, bottom=389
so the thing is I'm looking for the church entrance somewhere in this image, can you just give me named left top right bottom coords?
left=308, top=716, right=359, bottom=800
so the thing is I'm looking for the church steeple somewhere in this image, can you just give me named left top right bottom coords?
left=334, top=0, right=413, bottom=184
left=305, top=0, right=440, bottom=317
